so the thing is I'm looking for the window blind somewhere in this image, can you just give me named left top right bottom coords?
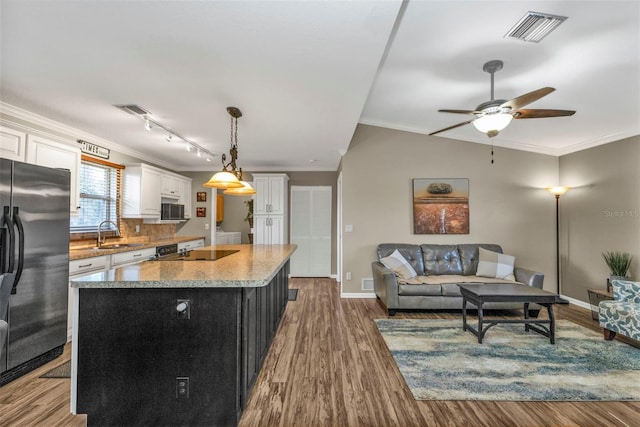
left=70, top=157, right=123, bottom=233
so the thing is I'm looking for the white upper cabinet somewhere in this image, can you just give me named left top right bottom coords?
left=178, top=177, right=192, bottom=218
left=254, top=174, right=288, bottom=215
left=122, top=164, right=162, bottom=218
left=26, top=135, right=81, bottom=213
left=161, top=174, right=181, bottom=199
left=0, top=126, right=27, bottom=161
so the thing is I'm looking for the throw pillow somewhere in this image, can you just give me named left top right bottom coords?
left=476, top=247, right=516, bottom=281
left=379, top=249, right=417, bottom=279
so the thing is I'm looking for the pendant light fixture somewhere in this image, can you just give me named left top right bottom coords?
left=203, top=107, right=256, bottom=195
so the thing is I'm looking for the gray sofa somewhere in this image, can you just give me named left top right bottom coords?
left=372, top=243, right=544, bottom=315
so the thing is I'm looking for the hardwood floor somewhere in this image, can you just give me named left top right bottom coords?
left=1, top=278, right=638, bottom=426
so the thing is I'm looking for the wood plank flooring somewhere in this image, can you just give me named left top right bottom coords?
left=1, top=278, right=638, bottom=426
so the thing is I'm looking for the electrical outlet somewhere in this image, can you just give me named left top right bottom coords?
left=176, top=299, right=190, bottom=319
left=346, top=272, right=352, bottom=280
left=205, top=223, right=209, bottom=230
left=176, top=377, right=189, bottom=398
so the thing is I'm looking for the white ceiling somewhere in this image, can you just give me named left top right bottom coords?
left=1, top=1, right=639, bottom=172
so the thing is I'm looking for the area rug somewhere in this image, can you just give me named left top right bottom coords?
left=40, top=361, right=71, bottom=379
left=288, top=288, right=298, bottom=301
left=375, top=319, right=640, bottom=401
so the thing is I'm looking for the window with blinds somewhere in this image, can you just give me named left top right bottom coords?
left=70, top=158, right=122, bottom=233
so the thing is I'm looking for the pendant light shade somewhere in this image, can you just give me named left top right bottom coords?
left=223, top=181, right=256, bottom=195
left=203, top=171, right=243, bottom=189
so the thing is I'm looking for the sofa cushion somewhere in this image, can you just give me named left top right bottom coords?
left=377, top=244, right=425, bottom=275
left=458, top=244, right=503, bottom=275
left=398, top=283, right=442, bottom=296
left=379, top=249, right=417, bottom=279
left=421, top=244, right=462, bottom=275
left=476, top=247, right=516, bottom=280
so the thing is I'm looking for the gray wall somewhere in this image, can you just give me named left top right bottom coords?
left=341, top=124, right=559, bottom=294
left=559, top=135, right=640, bottom=301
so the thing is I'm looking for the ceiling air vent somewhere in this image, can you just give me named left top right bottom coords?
left=504, top=11, right=568, bottom=43
left=113, top=104, right=151, bottom=116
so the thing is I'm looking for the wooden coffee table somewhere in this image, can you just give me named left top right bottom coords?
left=458, top=283, right=560, bottom=344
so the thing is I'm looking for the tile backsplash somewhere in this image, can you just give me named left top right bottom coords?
left=69, top=219, right=177, bottom=249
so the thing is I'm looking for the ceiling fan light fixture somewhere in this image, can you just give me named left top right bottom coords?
left=472, top=113, right=513, bottom=135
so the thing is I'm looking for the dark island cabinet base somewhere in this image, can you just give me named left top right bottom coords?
left=76, top=261, right=290, bottom=427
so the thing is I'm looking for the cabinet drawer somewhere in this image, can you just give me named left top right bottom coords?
left=70, top=256, right=110, bottom=276
left=111, top=248, right=156, bottom=266
left=178, top=239, right=205, bottom=251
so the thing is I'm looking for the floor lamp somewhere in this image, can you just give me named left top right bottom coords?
left=547, top=186, right=570, bottom=296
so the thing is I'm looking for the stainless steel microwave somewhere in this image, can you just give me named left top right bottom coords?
left=161, top=203, right=185, bottom=220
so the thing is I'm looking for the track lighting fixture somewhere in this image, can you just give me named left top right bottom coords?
left=114, top=104, right=216, bottom=162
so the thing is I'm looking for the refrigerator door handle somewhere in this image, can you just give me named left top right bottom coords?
left=2, top=206, right=16, bottom=276
left=12, top=207, right=24, bottom=294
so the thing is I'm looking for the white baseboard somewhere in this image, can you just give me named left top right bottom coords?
left=562, top=295, right=591, bottom=310
left=340, top=292, right=377, bottom=299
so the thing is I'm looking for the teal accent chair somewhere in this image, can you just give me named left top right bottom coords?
left=599, top=279, right=640, bottom=341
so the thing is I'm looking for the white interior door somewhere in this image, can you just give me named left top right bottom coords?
left=290, top=186, right=331, bottom=277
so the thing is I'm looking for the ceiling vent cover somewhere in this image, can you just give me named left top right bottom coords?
left=114, top=104, right=150, bottom=116
left=504, top=11, right=568, bottom=43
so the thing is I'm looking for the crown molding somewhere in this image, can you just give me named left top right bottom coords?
left=0, top=101, right=177, bottom=170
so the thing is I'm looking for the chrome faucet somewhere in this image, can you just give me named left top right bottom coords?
left=97, top=220, right=120, bottom=248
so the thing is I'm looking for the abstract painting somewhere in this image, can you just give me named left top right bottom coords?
left=413, top=178, right=469, bottom=234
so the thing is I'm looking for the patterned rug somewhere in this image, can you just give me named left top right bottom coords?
left=375, top=319, right=640, bottom=401
left=40, top=360, right=71, bottom=378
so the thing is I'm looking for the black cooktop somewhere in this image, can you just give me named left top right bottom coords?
left=160, top=249, right=239, bottom=261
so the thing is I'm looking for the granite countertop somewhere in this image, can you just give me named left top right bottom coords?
left=70, top=244, right=297, bottom=288
left=69, top=236, right=206, bottom=261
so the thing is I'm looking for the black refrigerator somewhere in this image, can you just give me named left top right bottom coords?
left=0, top=159, right=70, bottom=385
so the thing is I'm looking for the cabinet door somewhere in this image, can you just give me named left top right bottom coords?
left=254, top=216, right=270, bottom=244
left=269, top=216, right=283, bottom=244
left=267, top=177, right=285, bottom=215
left=26, top=135, right=81, bottom=213
left=140, top=167, right=162, bottom=216
left=161, top=175, right=180, bottom=198
left=253, top=176, right=270, bottom=215
left=242, top=287, right=259, bottom=406
left=0, top=126, right=26, bottom=161
left=178, top=178, right=192, bottom=218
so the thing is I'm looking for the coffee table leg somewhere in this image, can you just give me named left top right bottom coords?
left=524, top=302, right=530, bottom=332
left=477, top=303, right=484, bottom=343
left=547, top=304, right=556, bottom=344
left=462, top=297, right=467, bottom=331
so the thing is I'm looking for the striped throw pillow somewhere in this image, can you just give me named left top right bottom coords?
left=476, top=247, right=516, bottom=281
left=380, top=249, right=417, bottom=279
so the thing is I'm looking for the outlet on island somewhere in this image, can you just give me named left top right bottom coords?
left=176, top=377, right=189, bottom=398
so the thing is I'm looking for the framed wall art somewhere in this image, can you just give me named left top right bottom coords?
left=196, top=191, right=207, bottom=202
left=196, top=207, right=207, bottom=217
left=413, top=178, right=469, bottom=234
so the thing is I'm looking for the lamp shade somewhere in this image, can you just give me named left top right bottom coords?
left=203, top=171, right=244, bottom=189
left=546, top=186, right=570, bottom=196
left=223, top=181, right=256, bottom=195
left=472, top=113, right=513, bottom=134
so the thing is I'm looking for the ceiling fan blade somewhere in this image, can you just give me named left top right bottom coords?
left=438, top=109, right=478, bottom=115
left=501, top=87, right=555, bottom=111
left=514, top=109, right=576, bottom=119
left=429, top=119, right=475, bottom=136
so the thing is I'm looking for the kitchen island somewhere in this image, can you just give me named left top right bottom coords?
left=70, top=244, right=296, bottom=427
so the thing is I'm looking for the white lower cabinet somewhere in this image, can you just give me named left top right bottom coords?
left=254, top=216, right=284, bottom=245
left=178, top=238, right=205, bottom=251
left=216, top=232, right=241, bottom=244
left=68, top=255, right=110, bottom=341
left=111, top=247, right=157, bottom=267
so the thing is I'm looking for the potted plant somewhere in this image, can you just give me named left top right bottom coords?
left=602, top=251, right=633, bottom=292
left=244, top=199, right=254, bottom=228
